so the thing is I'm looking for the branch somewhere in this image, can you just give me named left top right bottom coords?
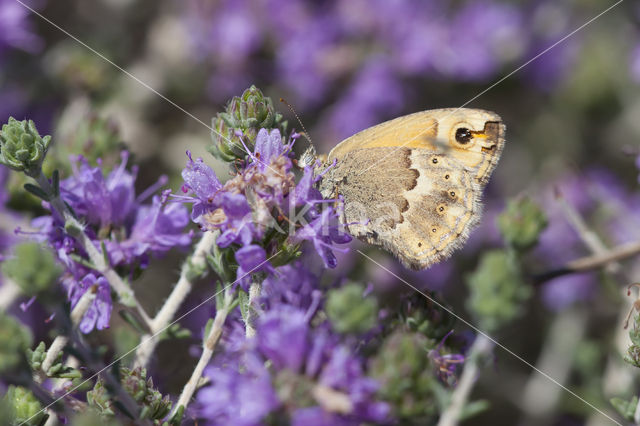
left=133, top=231, right=217, bottom=367
left=171, top=288, right=234, bottom=419
left=533, top=240, right=640, bottom=284
left=0, top=278, right=22, bottom=311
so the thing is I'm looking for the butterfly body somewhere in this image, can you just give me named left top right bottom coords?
left=318, top=108, right=505, bottom=270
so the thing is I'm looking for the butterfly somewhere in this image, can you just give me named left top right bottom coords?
left=315, top=108, right=505, bottom=270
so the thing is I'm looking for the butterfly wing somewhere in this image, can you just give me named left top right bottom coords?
left=326, top=108, right=505, bottom=185
left=320, top=108, right=505, bottom=270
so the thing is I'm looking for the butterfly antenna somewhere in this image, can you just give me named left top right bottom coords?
left=280, top=97, right=317, bottom=167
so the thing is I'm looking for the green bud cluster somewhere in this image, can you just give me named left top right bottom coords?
left=120, top=367, right=172, bottom=422
left=326, top=283, right=378, bottom=334
left=0, top=118, right=52, bottom=177
left=209, top=85, right=286, bottom=162
left=400, top=293, right=456, bottom=340
left=88, top=368, right=172, bottom=422
left=370, top=331, right=444, bottom=421
left=87, top=378, right=115, bottom=416
left=496, top=197, right=547, bottom=251
left=0, top=312, right=33, bottom=375
left=27, top=342, right=82, bottom=380
left=26, top=342, right=46, bottom=372
left=49, top=114, right=122, bottom=174
left=2, top=242, right=61, bottom=296
left=1, top=386, right=46, bottom=425
left=465, top=250, right=531, bottom=332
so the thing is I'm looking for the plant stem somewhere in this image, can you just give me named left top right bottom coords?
left=245, top=281, right=261, bottom=338
left=437, top=334, right=494, bottom=426
left=34, top=172, right=152, bottom=329
left=0, top=278, right=22, bottom=311
left=171, top=288, right=234, bottom=418
left=133, top=231, right=217, bottom=367
left=534, top=240, right=640, bottom=283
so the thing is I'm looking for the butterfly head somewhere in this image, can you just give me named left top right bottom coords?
left=434, top=109, right=505, bottom=184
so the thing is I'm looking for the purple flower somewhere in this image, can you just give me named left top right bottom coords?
left=257, top=306, right=309, bottom=371
left=292, top=207, right=351, bottom=269
left=428, top=331, right=466, bottom=384
left=178, top=130, right=350, bottom=270
left=113, top=191, right=193, bottom=265
left=38, top=152, right=191, bottom=270
left=253, top=128, right=286, bottom=168
left=198, top=305, right=389, bottom=424
left=32, top=153, right=191, bottom=332
left=235, top=244, right=274, bottom=289
left=197, top=352, right=280, bottom=426
left=261, top=262, right=320, bottom=311
left=0, top=0, right=43, bottom=54
left=214, top=193, right=256, bottom=247
left=61, top=152, right=137, bottom=228
left=329, top=58, right=404, bottom=139
left=632, top=43, right=640, bottom=84
left=64, top=273, right=112, bottom=333
left=541, top=274, right=596, bottom=312
left=180, top=151, right=223, bottom=222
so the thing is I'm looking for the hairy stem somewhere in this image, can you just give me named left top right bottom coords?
left=172, top=288, right=234, bottom=418
left=245, top=281, right=262, bottom=338
left=133, top=231, right=217, bottom=367
left=437, top=334, right=494, bottom=426
left=0, top=278, right=22, bottom=311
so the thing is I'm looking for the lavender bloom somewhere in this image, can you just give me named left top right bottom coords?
left=180, top=151, right=223, bottom=223
left=329, top=58, right=404, bottom=138
left=179, top=128, right=350, bottom=276
left=32, top=153, right=191, bottom=332
left=261, top=262, right=320, bottom=311
left=0, top=0, right=43, bottom=54
left=196, top=305, right=389, bottom=425
left=292, top=207, right=351, bottom=269
left=64, top=273, right=111, bottom=333
left=39, top=152, right=192, bottom=269
left=198, top=353, right=280, bottom=426
left=235, top=244, right=274, bottom=289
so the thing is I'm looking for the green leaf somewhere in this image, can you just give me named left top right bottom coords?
left=23, top=183, right=50, bottom=201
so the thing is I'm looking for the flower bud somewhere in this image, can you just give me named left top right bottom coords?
left=87, top=378, right=115, bottom=416
left=497, top=197, right=547, bottom=251
left=465, top=250, right=530, bottom=332
left=120, top=367, right=172, bottom=420
left=0, top=117, right=52, bottom=176
left=209, top=85, right=286, bottom=163
left=370, top=331, right=441, bottom=419
left=326, top=283, right=377, bottom=334
left=1, top=386, right=46, bottom=425
left=0, top=312, right=33, bottom=375
left=2, top=242, right=61, bottom=296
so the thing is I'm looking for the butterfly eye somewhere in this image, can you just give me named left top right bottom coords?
left=455, top=128, right=472, bottom=144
